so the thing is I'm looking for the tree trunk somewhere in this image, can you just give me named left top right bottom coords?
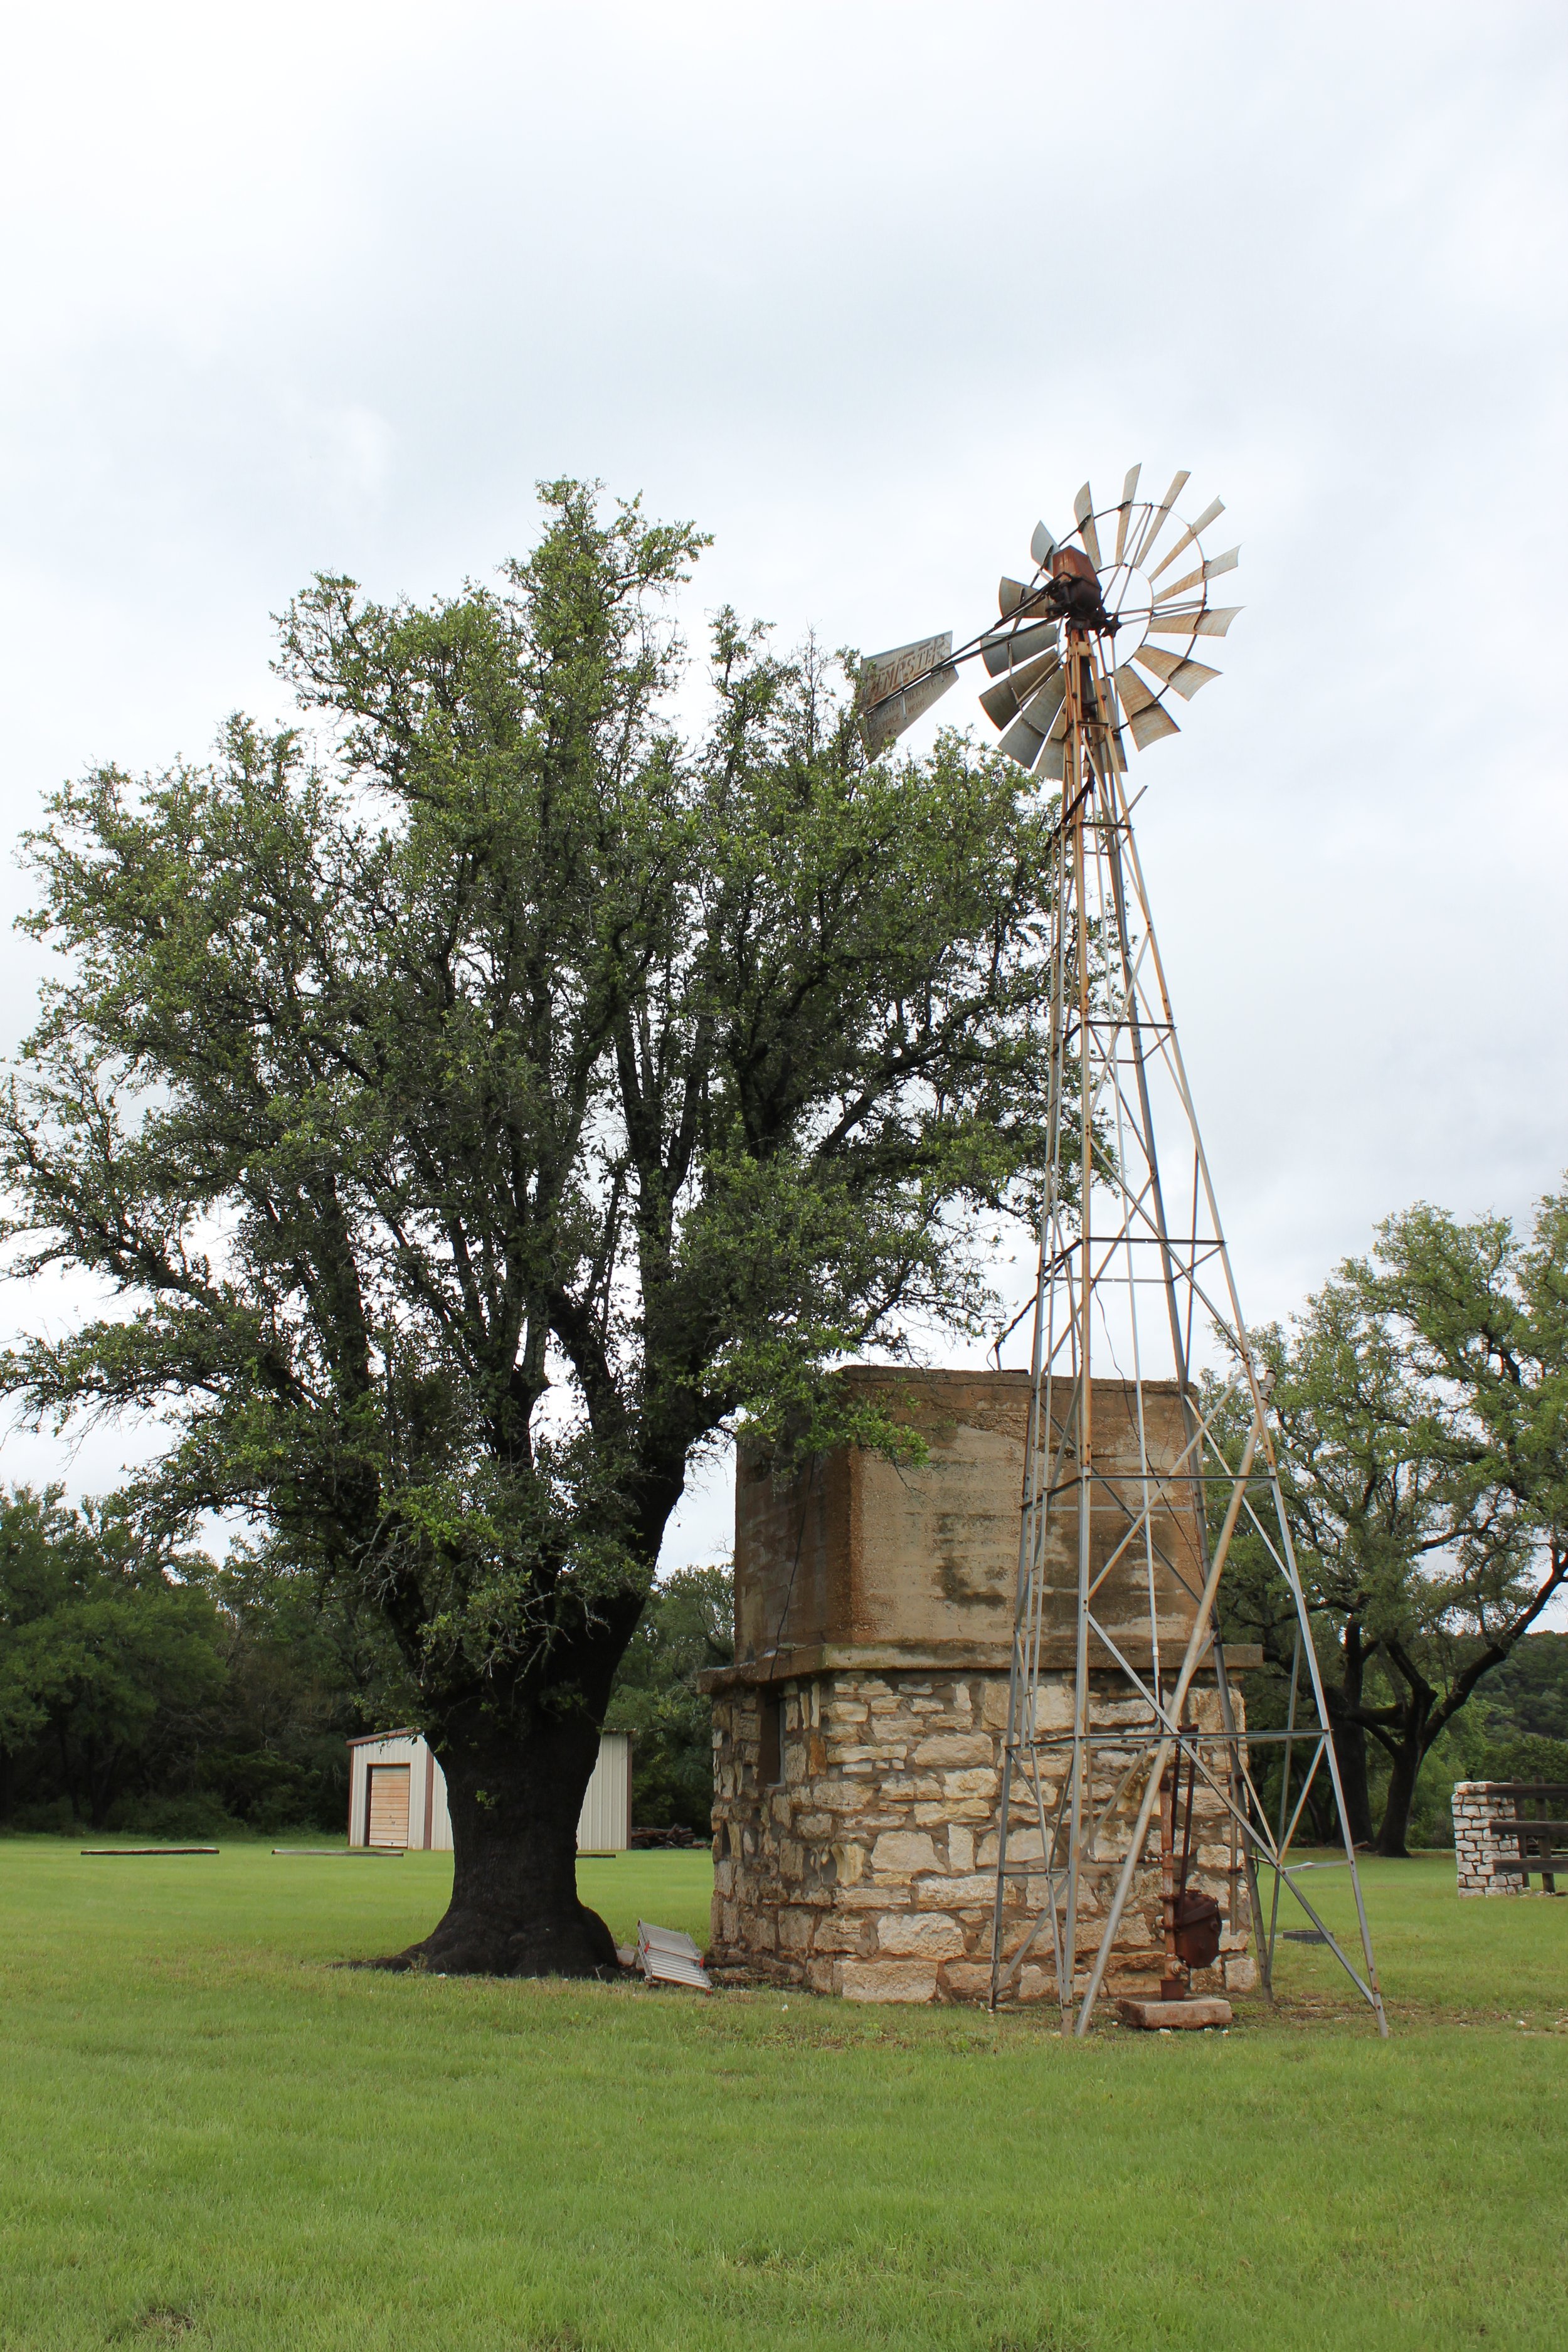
left=87, top=1735, right=115, bottom=1831
left=1375, top=1645, right=1437, bottom=1858
left=1328, top=1711, right=1374, bottom=1845
left=1375, top=1732, right=1424, bottom=1858
left=1328, top=1622, right=1375, bottom=1846
left=383, top=1683, right=620, bottom=1979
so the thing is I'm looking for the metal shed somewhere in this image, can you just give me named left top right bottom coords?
left=347, top=1729, right=632, bottom=1852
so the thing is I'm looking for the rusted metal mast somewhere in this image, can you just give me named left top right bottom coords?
left=859, top=472, right=1387, bottom=2036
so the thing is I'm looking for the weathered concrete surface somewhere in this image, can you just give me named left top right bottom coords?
left=728, top=1368, right=1212, bottom=1678
left=1117, top=1996, right=1233, bottom=2030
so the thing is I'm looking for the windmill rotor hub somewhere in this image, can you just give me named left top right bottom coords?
left=1042, top=548, right=1116, bottom=635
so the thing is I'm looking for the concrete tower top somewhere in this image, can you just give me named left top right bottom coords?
left=705, top=1367, right=1249, bottom=1692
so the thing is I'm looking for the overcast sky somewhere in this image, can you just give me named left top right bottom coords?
left=2, top=1, right=1565, bottom=1576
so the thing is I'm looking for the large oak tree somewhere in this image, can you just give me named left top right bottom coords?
left=1217, top=1191, right=1568, bottom=1855
left=0, top=484, right=1061, bottom=1973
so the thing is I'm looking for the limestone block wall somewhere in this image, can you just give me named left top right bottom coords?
left=1453, top=1781, right=1530, bottom=1895
left=709, top=1668, right=1255, bottom=2004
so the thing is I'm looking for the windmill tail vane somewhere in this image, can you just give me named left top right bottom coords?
left=860, top=469, right=1388, bottom=2038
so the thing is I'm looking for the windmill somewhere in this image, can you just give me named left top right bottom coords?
left=859, top=469, right=1387, bottom=2037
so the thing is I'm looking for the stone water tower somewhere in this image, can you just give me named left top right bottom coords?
left=701, top=1367, right=1259, bottom=2003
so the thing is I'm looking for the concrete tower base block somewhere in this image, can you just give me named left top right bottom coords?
left=1117, top=1996, right=1232, bottom=2030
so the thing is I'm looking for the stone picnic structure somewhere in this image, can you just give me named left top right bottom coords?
left=1451, top=1781, right=1568, bottom=1895
left=701, top=1368, right=1263, bottom=2005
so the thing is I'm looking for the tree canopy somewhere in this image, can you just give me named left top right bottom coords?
left=0, top=1487, right=222, bottom=1830
left=1219, top=1185, right=1568, bottom=1854
left=0, top=482, right=1063, bottom=1969
left=0, top=1486, right=388, bottom=1836
left=603, top=1562, right=734, bottom=1836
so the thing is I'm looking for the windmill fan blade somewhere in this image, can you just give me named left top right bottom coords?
left=1030, top=521, right=1059, bottom=568
left=980, top=649, right=1061, bottom=729
left=1037, top=704, right=1071, bottom=782
left=1153, top=547, right=1240, bottom=604
left=997, top=670, right=1068, bottom=770
left=982, top=617, right=1059, bottom=676
left=1130, top=469, right=1190, bottom=568
left=1022, top=669, right=1068, bottom=731
left=1133, top=645, right=1221, bottom=700
left=1114, top=463, right=1142, bottom=563
left=1089, top=726, right=1126, bottom=781
left=999, top=578, right=1056, bottom=623
left=1111, top=665, right=1181, bottom=750
left=1112, top=664, right=1159, bottom=716
left=979, top=677, right=1014, bottom=729
left=1073, top=483, right=1103, bottom=570
left=1145, top=495, right=1226, bottom=584
left=998, top=713, right=1046, bottom=770
left=1127, top=698, right=1181, bottom=751
left=1145, top=603, right=1242, bottom=638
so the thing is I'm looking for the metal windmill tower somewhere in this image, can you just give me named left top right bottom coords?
left=859, top=468, right=1387, bottom=2037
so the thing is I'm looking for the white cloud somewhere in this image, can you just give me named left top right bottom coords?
left=0, top=0, right=1562, bottom=1596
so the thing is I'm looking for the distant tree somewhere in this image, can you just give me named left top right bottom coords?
left=605, top=1563, right=733, bottom=1833
left=1466, top=1629, right=1568, bottom=1746
left=1214, top=1281, right=1459, bottom=1845
left=1218, top=1187, right=1568, bottom=1856
left=0, top=1490, right=413, bottom=1836
left=201, top=1544, right=412, bottom=1832
left=1352, top=1190, right=1568, bottom=1849
left=0, top=1488, right=223, bottom=1828
left=0, top=482, right=1061, bottom=1973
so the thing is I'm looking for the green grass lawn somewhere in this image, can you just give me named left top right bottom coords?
left=0, top=1840, right=1562, bottom=2351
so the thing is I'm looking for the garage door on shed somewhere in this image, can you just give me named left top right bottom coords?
left=366, top=1764, right=411, bottom=1848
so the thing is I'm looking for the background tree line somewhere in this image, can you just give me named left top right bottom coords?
left=0, top=1485, right=732, bottom=1841
left=8, top=1172, right=1568, bottom=1859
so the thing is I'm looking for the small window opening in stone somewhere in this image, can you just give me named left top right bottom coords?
left=758, top=1692, right=785, bottom=1786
